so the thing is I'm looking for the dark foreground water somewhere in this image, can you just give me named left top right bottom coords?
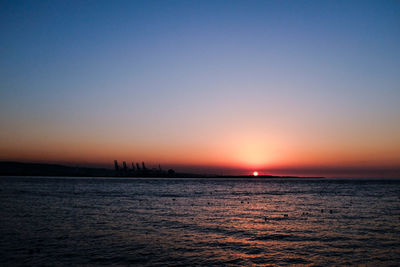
left=0, top=177, right=399, bottom=266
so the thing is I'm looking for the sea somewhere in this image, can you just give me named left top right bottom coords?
left=0, top=176, right=399, bottom=266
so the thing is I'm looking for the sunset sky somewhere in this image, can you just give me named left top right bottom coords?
left=1, top=1, right=399, bottom=177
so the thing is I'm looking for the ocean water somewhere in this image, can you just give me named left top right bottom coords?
left=0, top=177, right=399, bottom=266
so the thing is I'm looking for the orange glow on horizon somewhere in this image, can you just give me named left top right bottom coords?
left=1, top=125, right=399, bottom=176
left=253, top=171, right=259, bottom=176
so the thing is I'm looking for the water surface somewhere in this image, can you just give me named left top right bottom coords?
left=1, top=177, right=399, bottom=265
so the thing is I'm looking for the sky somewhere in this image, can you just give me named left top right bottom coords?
left=0, top=0, right=399, bottom=177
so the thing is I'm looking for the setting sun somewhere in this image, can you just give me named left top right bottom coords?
left=253, top=171, right=259, bottom=176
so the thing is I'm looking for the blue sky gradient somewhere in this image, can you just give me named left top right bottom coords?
left=1, top=0, right=399, bottom=176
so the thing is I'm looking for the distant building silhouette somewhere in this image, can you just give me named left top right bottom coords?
left=131, top=162, right=135, bottom=171
left=123, top=161, right=128, bottom=173
left=114, top=160, right=119, bottom=172
left=112, top=160, right=174, bottom=177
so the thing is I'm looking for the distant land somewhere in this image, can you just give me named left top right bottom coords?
left=0, top=161, right=324, bottom=179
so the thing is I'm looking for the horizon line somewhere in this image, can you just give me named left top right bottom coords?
left=1, top=160, right=399, bottom=178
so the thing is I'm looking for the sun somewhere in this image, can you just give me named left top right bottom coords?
left=253, top=171, right=259, bottom=176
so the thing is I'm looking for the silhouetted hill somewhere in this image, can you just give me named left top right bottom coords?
left=0, top=161, right=114, bottom=177
left=0, top=161, right=197, bottom=177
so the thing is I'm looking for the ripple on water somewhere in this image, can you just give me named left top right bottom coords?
left=0, top=177, right=399, bottom=266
